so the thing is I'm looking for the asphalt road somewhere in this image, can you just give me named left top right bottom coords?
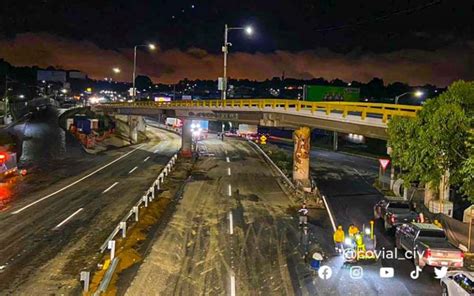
left=125, top=137, right=319, bottom=295
left=283, top=144, right=442, bottom=295
left=0, top=125, right=180, bottom=294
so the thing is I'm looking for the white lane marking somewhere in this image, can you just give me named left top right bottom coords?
left=321, top=195, right=336, bottom=231
left=353, top=168, right=372, bottom=187
left=128, top=166, right=138, bottom=174
left=12, top=144, right=145, bottom=215
left=227, top=167, right=231, bottom=176
left=226, top=157, right=230, bottom=163
left=230, top=274, right=236, bottom=296
left=53, top=208, right=84, bottom=229
left=102, top=182, right=119, bottom=194
left=228, top=184, right=232, bottom=197
left=229, top=212, right=234, bottom=235
left=143, top=156, right=150, bottom=162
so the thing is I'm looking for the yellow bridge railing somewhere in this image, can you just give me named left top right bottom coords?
left=102, top=99, right=421, bottom=123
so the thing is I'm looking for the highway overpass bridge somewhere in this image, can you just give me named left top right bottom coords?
left=96, top=99, right=421, bottom=188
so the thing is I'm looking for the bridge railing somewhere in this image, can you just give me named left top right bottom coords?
left=102, top=99, right=421, bottom=122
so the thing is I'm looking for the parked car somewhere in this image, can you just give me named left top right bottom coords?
left=373, top=200, right=419, bottom=231
left=395, top=223, right=464, bottom=269
left=440, top=270, right=473, bottom=296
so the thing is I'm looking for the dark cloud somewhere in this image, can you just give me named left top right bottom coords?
left=0, top=33, right=473, bottom=86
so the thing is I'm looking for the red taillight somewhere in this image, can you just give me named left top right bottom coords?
left=390, top=215, right=397, bottom=223
left=0, top=153, right=6, bottom=164
left=424, top=249, right=432, bottom=258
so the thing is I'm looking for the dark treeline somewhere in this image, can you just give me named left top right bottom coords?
left=1, top=59, right=443, bottom=102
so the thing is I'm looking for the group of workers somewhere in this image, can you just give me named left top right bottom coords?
left=298, top=203, right=370, bottom=258
left=333, top=223, right=366, bottom=254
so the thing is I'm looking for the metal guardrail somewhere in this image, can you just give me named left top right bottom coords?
left=247, top=140, right=295, bottom=190
left=100, top=99, right=421, bottom=123
left=91, top=153, right=178, bottom=294
left=93, top=257, right=120, bottom=296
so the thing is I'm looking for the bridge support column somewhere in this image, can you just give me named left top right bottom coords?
left=128, top=116, right=138, bottom=144
left=293, top=127, right=311, bottom=189
left=180, top=120, right=193, bottom=157
left=332, top=131, right=338, bottom=151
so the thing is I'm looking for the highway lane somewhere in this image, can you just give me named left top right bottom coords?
left=0, top=125, right=180, bottom=294
left=309, top=148, right=441, bottom=295
left=268, top=140, right=442, bottom=295
left=125, top=137, right=305, bottom=295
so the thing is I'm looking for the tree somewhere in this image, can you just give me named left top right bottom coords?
left=135, top=75, right=153, bottom=91
left=388, top=81, right=474, bottom=203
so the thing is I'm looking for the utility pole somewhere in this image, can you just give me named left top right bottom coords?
left=222, top=24, right=229, bottom=100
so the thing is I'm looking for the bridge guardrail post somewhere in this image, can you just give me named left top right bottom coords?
left=80, top=271, right=90, bottom=292
left=325, top=105, right=331, bottom=115
left=119, top=221, right=127, bottom=238
left=108, top=240, right=116, bottom=260
left=142, top=195, right=148, bottom=207
left=150, top=188, right=155, bottom=201
left=133, top=206, right=139, bottom=222
left=343, top=106, right=348, bottom=118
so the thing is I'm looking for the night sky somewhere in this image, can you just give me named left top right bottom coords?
left=0, top=0, right=473, bottom=85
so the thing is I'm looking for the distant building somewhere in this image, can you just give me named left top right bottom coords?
left=36, top=69, right=87, bottom=83
left=37, top=70, right=67, bottom=83
left=68, top=71, right=87, bottom=80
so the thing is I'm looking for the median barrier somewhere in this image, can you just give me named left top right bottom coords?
left=92, top=153, right=178, bottom=293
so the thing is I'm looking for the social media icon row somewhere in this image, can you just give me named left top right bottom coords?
left=318, top=265, right=447, bottom=281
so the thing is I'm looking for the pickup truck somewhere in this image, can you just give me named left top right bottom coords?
left=373, top=200, right=419, bottom=231
left=395, top=223, right=464, bottom=269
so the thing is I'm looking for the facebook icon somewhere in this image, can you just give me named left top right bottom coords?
left=318, top=265, right=333, bottom=280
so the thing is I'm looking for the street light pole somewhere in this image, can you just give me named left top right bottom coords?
left=222, top=24, right=229, bottom=100
left=394, top=90, right=424, bottom=104
left=132, top=45, right=138, bottom=100
left=131, top=43, right=156, bottom=101
left=221, top=25, right=253, bottom=101
left=394, top=92, right=410, bottom=105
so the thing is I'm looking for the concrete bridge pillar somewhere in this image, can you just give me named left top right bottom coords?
left=128, top=115, right=139, bottom=144
left=332, top=131, right=338, bottom=151
left=180, top=119, right=193, bottom=157
left=293, top=126, right=311, bottom=188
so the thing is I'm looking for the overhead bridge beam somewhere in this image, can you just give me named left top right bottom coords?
left=95, top=99, right=421, bottom=140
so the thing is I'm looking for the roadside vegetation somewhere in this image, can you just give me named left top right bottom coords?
left=388, top=81, right=473, bottom=203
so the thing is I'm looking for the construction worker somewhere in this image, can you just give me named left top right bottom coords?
left=433, top=219, right=443, bottom=228
left=355, top=233, right=366, bottom=252
left=300, top=226, right=311, bottom=261
left=348, top=224, right=359, bottom=237
left=298, top=203, right=309, bottom=226
left=333, top=225, right=345, bottom=254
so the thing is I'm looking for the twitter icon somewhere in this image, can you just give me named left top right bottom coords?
left=434, top=266, right=448, bottom=279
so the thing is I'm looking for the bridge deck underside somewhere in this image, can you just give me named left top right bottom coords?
left=99, top=106, right=388, bottom=140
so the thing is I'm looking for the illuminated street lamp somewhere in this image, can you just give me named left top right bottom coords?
left=394, top=90, right=424, bottom=104
left=132, top=43, right=156, bottom=99
left=112, top=67, right=121, bottom=74
left=221, top=25, right=253, bottom=100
